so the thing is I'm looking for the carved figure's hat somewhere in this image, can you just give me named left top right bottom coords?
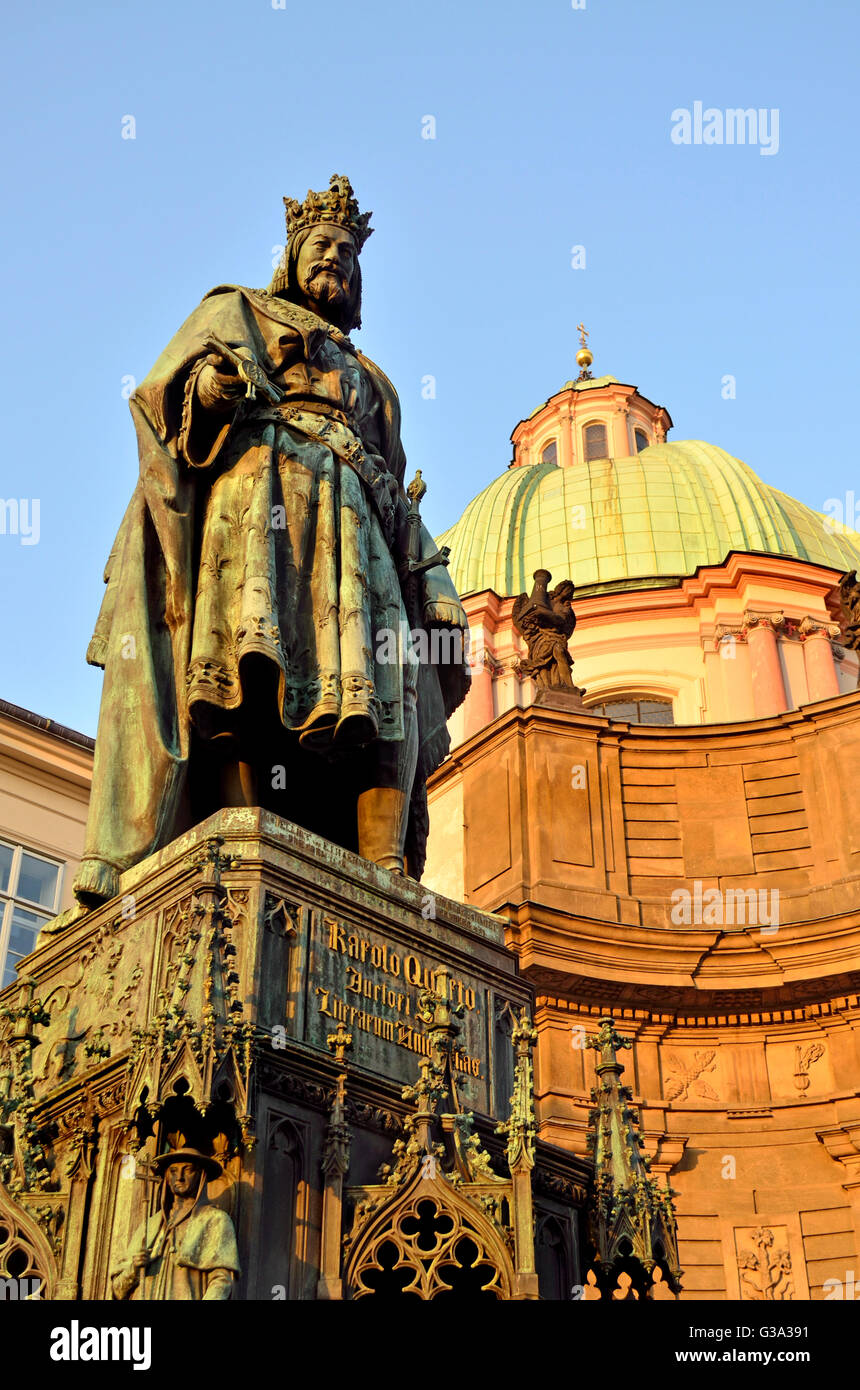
left=152, top=1145, right=223, bottom=1179
left=283, top=173, right=373, bottom=251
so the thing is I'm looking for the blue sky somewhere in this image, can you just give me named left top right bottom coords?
left=2, top=0, right=858, bottom=735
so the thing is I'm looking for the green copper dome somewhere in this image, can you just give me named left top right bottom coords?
left=438, top=440, right=860, bottom=598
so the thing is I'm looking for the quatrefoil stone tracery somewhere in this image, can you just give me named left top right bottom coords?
left=352, top=1194, right=508, bottom=1300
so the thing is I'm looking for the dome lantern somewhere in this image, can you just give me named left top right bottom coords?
left=509, top=372, right=672, bottom=474
left=440, top=417, right=860, bottom=601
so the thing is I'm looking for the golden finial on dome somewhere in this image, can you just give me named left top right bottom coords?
left=575, top=322, right=593, bottom=381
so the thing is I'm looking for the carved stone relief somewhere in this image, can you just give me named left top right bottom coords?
left=735, top=1225, right=793, bottom=1301
left=663, top=1049, right=719, bottom=1103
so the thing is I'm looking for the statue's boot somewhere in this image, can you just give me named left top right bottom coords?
left=356, top=787, right=408, bottom=873
left=212, top=731, right=258, bottom=807
left=73, top=858, right=119, bottom=909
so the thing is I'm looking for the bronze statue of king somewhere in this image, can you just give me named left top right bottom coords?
left=74, top=176, right=469, bottom=907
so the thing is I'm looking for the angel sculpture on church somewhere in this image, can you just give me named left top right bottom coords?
left=512, top=570, right=580, bottom=692
left=838, top=569, right=860, bottom=679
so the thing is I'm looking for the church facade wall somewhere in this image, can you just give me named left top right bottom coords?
left=425, top=689, right=860, bottom=1299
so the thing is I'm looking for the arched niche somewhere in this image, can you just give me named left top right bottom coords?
left=0, top=1186, right=59, bottom=1299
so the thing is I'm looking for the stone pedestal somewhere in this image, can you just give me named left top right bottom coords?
left=0, top=809, right=585, bottom=1300
left=534, top=686, right=587, bottom=712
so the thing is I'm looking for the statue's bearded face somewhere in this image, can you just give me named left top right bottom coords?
left=166, top=1161, right=201, bottom=1197
left=295, top=223, right=357, bottom=311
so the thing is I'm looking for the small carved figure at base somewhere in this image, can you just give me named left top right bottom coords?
left=111, top=1147, right=239, bottom=1301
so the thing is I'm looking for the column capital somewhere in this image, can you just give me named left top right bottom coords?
left=714, top=623, right=746, bottom=647
left=742, top=610, right=786, bottom=636
left=478, top=651, right=502, bottom=674
left=798, top=615, right=841, bottom=640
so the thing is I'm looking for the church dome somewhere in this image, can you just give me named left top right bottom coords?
left=439, top=377, right=860, bottom=597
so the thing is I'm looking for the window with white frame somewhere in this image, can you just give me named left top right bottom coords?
left=0, top=841, right=63, bottom=989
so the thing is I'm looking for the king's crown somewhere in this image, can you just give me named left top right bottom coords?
left=283, top=174, right=373, bottom=252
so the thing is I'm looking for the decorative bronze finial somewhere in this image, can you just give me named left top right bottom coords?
left=406, top=469, right=426, bottom=512
left=415, top=966, right=463, bottom=1043
left=584, top=1016, right=682, bottom=1300
left=576, top=322, right=594, bottom=380
left=326, top=1021, right=353, bottom=1067
left=317, top=1022, right=354, bottom=1297
left=591, top=1015, right=632, bottom=1072
left=188, top=835, right=238, bottom=886
left=496, top=1006, right=537, bottom=1174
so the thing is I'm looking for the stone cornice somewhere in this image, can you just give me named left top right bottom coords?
left=30, top=809, right=515, bottom=980
left=817, top=1122, right=860, bottom=1170
left=430, top=686, right=860, bottom=789
left=505, top=898, right=860, bottom=999
left=453, top=553, right=847, bottom=629
left=534, top=991, right=860, bottom=1032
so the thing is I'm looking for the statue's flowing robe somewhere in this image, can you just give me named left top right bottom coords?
left=111, top=1189, right=240, bottom=1301
left=76, top=286, right=468, bottom=901
left=522, top=629, right=574, bottom=687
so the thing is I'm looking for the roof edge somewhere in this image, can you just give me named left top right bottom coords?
left=0, top=699, right=95, bottom=751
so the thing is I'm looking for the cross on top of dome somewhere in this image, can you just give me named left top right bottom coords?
left=576, top=322, right=593, bottom=381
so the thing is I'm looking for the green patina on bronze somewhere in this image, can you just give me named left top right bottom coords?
left=74, top=177, right=468, bottom=906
